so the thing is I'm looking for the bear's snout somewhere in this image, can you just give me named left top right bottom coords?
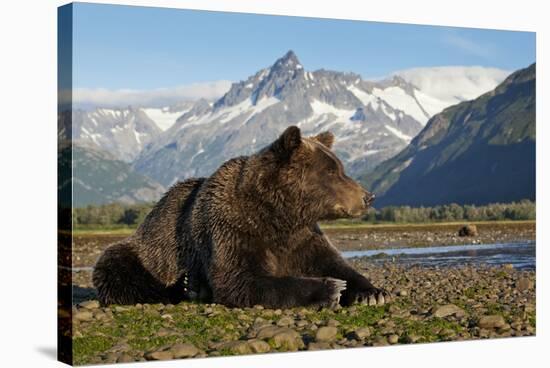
left=363, top=192, right=375, bottom=207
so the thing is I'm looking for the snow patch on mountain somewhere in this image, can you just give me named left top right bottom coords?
left=413, top=89, right=450, bottom=117
left=385, top=125, right=412, bottom=142
left=347, top=85, right=379, bottom=108
left=143, top=107, right=188, bottom=131
left=310, top=100, right=356, bottom=122
left=372, top=87, right=428, bottom=124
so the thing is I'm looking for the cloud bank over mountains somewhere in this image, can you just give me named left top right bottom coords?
left=393, top=66, right=510, bottom=105
left=71, top=80, right=232, bottom=108
left=69, top=66, right=510, bottom=110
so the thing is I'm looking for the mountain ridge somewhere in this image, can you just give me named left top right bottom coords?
left=132, top=51, right=507, bottom=186
left=64, top=51, right=514, bottom=205
left=362, top=63, right=535, bottom=207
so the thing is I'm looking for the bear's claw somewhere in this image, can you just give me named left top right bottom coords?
left=354, top=288, right=392, bottom=306
left=324, top=277, right=347, bottom=309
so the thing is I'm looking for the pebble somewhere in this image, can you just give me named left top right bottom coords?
left=350, top=327, right=371, bottom=340
left=79, top=300, right=100, bottom=309
left=219, top=341, right=251, bottom=355
left=248, top=339, right=271, bottom=353
left=145, top=350, right=174, bottom=361
left=404, top=334, right=421, bottom=343
left=116, top=354, right=134, bottom=363
left=277, top=316, right=294, bottom=327
left=388, top=334, right=399, bottom=344
left=315, top=326, right=338, bottom=342
left=516, top=277, right=533, bottom=292
left=256, top=326, right=285, bottom=339
left=372, top=336, right=389, bottom=346
left=74, top=310, right=94, bottom=322
left=171, top=343, right=200, bottom=358
left=272, top=329, right=304, bottom=351
left=478, top=315, right=506, bottom=329
left=308, top=342, right=331, bottom=351
left=433, top=304, right=465, bottom=318
left=252, top=317, right=271, bottom=329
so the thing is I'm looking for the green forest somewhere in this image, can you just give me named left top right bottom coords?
left=72, top=200, right=535, bottom=229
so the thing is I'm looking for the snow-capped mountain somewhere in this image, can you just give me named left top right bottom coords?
left=134, top=50, right=501, bottom=186
left=68, top=51, right=510, bottom=190
left=72, top=107, right=162, bottom=162
left=72, top=102, right=196, bottom=161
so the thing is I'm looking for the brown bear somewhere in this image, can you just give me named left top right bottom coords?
left=93, top=126, right=390, bottom=308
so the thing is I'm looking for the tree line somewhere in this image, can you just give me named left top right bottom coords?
left=73, top=200, right=535, bottom=228
left=362, top=200, right=535, bottom=223
left=73, top=202, right=154, bottom=227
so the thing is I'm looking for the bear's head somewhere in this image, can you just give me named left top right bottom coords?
left=255, top=126, right=375, bottom=223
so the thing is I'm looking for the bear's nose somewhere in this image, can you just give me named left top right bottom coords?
left=363, top=193, right=375, bottom=207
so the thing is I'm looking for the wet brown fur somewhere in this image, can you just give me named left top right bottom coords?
left=93, top=126, right=388, bottom=308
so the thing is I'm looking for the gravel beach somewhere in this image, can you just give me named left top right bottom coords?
left=324, top=221, right=535, bottom=251
left=72, top=262, right=535, bottom=365
left=69, top=221, right=536, bottom=365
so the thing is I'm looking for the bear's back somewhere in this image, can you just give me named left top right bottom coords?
left=134, top=177, right=206, bottom=285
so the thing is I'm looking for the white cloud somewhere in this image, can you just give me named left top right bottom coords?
left=393, top=66, right=510, bottom=104
left=68, top=80, right=232, bottom=108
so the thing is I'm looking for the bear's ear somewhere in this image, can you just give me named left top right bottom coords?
left=313, top=131, right=334, bottom=148
left=272, top=126, right=302, bottom=159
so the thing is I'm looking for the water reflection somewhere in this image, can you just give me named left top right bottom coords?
left=342, top=241, right=535, bottom=270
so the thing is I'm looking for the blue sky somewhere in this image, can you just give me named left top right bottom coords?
left=71, top=2, right=535, bottom=91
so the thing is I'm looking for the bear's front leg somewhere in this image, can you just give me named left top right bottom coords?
left=211, top=273, right=347, bottom=309
left=302, top=228, right=391, bottom=306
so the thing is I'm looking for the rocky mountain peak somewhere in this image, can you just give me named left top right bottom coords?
left=271, top=50, right=302, bottom=72
left=253, top=50, right=305, bottom=102
left=213, top=50, right=306, bottom=109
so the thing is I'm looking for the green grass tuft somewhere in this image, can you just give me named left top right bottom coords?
left=73, top=336, right=115, bottom=365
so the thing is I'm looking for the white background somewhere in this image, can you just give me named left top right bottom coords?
left=0, top=0, right=546, bottom=367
